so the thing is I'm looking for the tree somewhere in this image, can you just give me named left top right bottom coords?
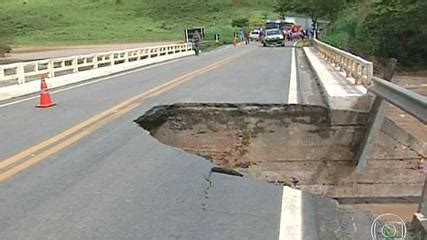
left=323, top=0, right=427, bottom=67
left=276, top=0, right=347, bottom=22
left=363, top=0, right=427, bottom=66
left=274, top=0, right=292, bottom=19
left=231, top=18, right=249, bottom=28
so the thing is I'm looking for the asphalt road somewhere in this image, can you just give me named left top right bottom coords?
left=0, top=43, right=325, bottom=240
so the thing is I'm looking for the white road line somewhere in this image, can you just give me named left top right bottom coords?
left=0, top=58, right=183, bottom=108
left=288, top=47, right=298, bottom=104
left=278, top=187, right=303, bottom=240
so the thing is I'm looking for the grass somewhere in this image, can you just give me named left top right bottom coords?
left=0, top=0, right=277, bottom=47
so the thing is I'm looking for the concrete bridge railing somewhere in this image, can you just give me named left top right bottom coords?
left=0, top=43, right=192, bottom=85
left=313, top=38, right=373, bottom=86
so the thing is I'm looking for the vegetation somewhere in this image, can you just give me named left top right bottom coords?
left=231, top=18, right=250, bottom=28
left=274, top=0, right=290, bottom=19
left=275, top=0, right=346, bottom=22
left=1, top=0, right=425, bottom=68
left=0, top=0, right=276, bottom=47
left=0, top=22, right=13, bottom=57
left=276, top=0, right=426, bottom=68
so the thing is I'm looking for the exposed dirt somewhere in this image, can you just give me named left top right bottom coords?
left=393, top=72, right=427, bottom=97
left=385, top=73, right=427, bottom=157
left=341, top=203, right=418, bottom=222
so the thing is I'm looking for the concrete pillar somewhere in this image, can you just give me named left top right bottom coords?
left=360, top=65, right=366, bottom=85
left=367, top=63, right=373, bottom=85
left=17, top=64, right=25, bottom=84
left=124, top=52, right=129, bottom=63
left=0, top=66, right=4, bottom=80
left=419, top=175, right=427, bottom=215
left=110, top=53, right=115, bottom=66
left=346, top=59, right=351, bottom=77
left=72, top=56, right=78, bottom=72
left=412, top=175, right=427, bottom=239
left=93, top=54, right=98, bottom=69
left=138, top=50, right=142, bottom=60
left=47, top=60, right=54, bottom=78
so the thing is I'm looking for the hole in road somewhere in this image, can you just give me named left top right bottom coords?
left=134, top=103, right=423, bottom=218
left=135, top=103, right=370, bottom=187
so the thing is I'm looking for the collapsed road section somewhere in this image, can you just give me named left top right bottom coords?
left=135, top=103, right=424, bottom=204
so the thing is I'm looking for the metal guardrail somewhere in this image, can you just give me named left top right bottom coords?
left=313, top=38, right=373, bottom=85
left=0, top=43, right=192, bottom=85
left=369, top=76, right=427, bottom=124
left=356, top=58, right=426, bottom=174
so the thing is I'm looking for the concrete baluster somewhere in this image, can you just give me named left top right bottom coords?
left=331, top=52, right=335, bottom=65
left=366, top=63, right=373, bottom=85
left=17, top=64, right=25, bottom=84
left=110, top=53, right=115, bottom=66
left=334, top=54, right=338, bottom=67
left=93, top=54, right=98, bottom=69
left=47, top=59, right=54, bottom=78
left=124, top=51, right=129, bottom=63
left=138, top=50, right=143, bottom=60
left=72, top=56, right=78, bottom=72
left=360, top=65, right=366, bottom=85
left=0, top=66, right=4, bottom=80
left=346, top=59, right=351, bottom=77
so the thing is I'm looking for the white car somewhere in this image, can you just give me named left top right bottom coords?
left=262, top=29, right=284, bottom=47
left=249, top=29, right=260, bottom=41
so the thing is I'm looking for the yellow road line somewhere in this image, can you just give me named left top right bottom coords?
left=0, top=102, right=139, bottom=182
left=0, top=49, right=251, bottom=182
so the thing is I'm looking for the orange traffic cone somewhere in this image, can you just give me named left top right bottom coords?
left=36, top=75, right=56, bottom=108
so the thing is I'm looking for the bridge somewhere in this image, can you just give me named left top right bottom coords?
left=0, top=38, right=426, bottom=239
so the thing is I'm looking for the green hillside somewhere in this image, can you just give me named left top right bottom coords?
left=0, top=0, right=277, bottom=46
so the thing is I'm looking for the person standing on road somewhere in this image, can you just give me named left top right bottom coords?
left=244, top=30, right=250, bottom=44
left=193, top=30, right=202, bottom=56
left=259, top=28, right=265, bottom=46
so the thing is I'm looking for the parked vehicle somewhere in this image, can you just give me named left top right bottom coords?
left=249, top=29, right=260, bottom=41
left=262, top=29, right=284, bottom=47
